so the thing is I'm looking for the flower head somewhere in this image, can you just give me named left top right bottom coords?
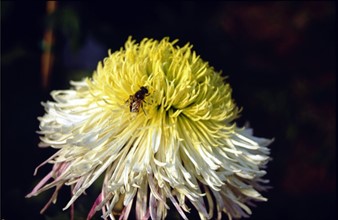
left=27, top=37, right=273, bottom=219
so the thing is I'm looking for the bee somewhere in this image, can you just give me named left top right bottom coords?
left=127, top=86, right=149, bottom=113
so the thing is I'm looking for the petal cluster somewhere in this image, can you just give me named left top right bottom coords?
left=27, top=37, right=272, bottom=220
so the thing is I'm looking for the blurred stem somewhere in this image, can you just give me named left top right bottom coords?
left=41, top=1, right=57, bottom=89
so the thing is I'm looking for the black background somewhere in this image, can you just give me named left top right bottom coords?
left=1, top=2, right=336, bottom=220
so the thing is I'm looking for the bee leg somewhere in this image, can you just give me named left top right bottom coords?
left=141, top=103, right=147, bottom=115
left=126, top=95, right=132, bottom=104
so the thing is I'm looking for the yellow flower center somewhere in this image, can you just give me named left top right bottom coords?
left=87, top=37, right=240, bottom=149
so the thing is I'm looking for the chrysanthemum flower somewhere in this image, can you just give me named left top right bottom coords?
left=27, top=37, right=273, bottom=220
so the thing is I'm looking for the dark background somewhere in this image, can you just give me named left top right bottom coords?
left=1, top=2, right=336, bottom=220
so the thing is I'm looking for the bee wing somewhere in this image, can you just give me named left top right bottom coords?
left=131, top=100, right=141, bottom=112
